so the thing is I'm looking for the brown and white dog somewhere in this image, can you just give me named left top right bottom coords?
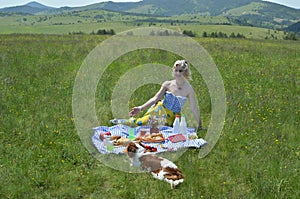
left=125, top=142, right=184, bottom=188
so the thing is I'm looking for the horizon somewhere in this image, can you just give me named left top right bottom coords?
left=0, top=0, right=299, bottom=9
left=0, top=1, right=141, bottom=9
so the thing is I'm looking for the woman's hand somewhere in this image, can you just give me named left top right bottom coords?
left=129, top=82, right=167, bottom=117
left=129, top=106, right=141, bottom=117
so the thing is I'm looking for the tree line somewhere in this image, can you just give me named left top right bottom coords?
left=202, top=31, right=245, bottom=38
left=181, top=30, right=246, bottom=38
left=69, top=29, right=116, bottom=35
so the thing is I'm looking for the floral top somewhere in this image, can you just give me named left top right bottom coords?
left=163, top=91, right=187, bottom=113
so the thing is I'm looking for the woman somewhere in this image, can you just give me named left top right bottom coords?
left=129, top=60, right=202, bottom=130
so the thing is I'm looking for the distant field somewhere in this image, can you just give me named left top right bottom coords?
left=0, top=11, right=289, bottom=40
left=0, top=34, right=299, bottom=198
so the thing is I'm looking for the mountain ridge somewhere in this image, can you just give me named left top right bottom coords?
left=1, top=0, right=299, bottom=15
left=0, top=0, right=299, bottom=31
left=0, top=1, right=53, bottom=14
left=25, top=1, right=51, bottom=9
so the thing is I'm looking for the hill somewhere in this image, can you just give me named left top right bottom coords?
left=284, top=21, right=300, bottom=34
left=86, top=0, right=257, bottom=16
left=0, top=0, right=299, bottom=30
left=26, top=1, right=51, bottom=9
left=224, top=2, right=300, bottom=29
left=74, top=0, right=299, bottom=29
left=0, top=1, right=53, bottom=15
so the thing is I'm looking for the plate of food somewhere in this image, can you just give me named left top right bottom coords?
left=140, top=132, right=165, bottom=143
left=108, top=135, right=131, bottom=147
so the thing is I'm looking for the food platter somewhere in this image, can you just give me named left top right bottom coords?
left=140, top=132, right=165, bottom=143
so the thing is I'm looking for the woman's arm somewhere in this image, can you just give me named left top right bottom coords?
left=129, top=81, right=169, bottom=116
left=188, top=88, right=202, bottom=130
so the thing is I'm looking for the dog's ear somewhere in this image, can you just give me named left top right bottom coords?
left=123, top=142, right=134, bottom=153
left=126, top=142, right=138, bottom=153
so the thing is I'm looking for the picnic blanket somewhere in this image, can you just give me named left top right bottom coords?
left=92, top=124, right=207, bottom=154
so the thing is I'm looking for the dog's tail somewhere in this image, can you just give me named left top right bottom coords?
left=163, top=167, right=184, bottom=188
left=164, top=167, right=184, bottom=180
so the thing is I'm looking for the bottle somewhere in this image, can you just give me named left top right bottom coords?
left=173, top=115, right=180, bottom=134
left=104, top=137, right=114, bottom=152
left=179, top=114, right=187, bottom=136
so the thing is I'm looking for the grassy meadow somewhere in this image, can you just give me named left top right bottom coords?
left=0, top=11, right=289, bottom=40
left=0, top=32, right=299, bottom=198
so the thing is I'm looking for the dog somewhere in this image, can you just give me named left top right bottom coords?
left=125, top=142, right=184, bottom=188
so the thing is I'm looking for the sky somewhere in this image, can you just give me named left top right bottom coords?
left=0, top=0, right=299, bottom=9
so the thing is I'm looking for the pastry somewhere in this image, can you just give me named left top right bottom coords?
left=114, top=137, right=130, bottom=146
left=141, top=132, right=164, bottom=142
left=110, top=135, right=121, bottom=141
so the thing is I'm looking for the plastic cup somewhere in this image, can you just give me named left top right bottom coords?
left=128, top=128, right=135, bottom=140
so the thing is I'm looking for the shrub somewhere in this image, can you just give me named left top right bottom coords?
left=284, top=32, right=298, bottom=40
left=182, top=30, right=196, bottom=37
left=94, top=29, right=116, bottom=35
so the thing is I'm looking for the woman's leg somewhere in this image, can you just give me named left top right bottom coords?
left=131, top=101, right=177, bottom=126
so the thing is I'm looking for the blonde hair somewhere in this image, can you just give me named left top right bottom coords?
left=172, top=60, right=192, bottom=80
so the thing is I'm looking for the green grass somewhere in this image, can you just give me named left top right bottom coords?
left=0, top=18, right=287, bottom=40
left=0, top=10, right=291, bottom=40
left=0, top=34, right=299, bottom=198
